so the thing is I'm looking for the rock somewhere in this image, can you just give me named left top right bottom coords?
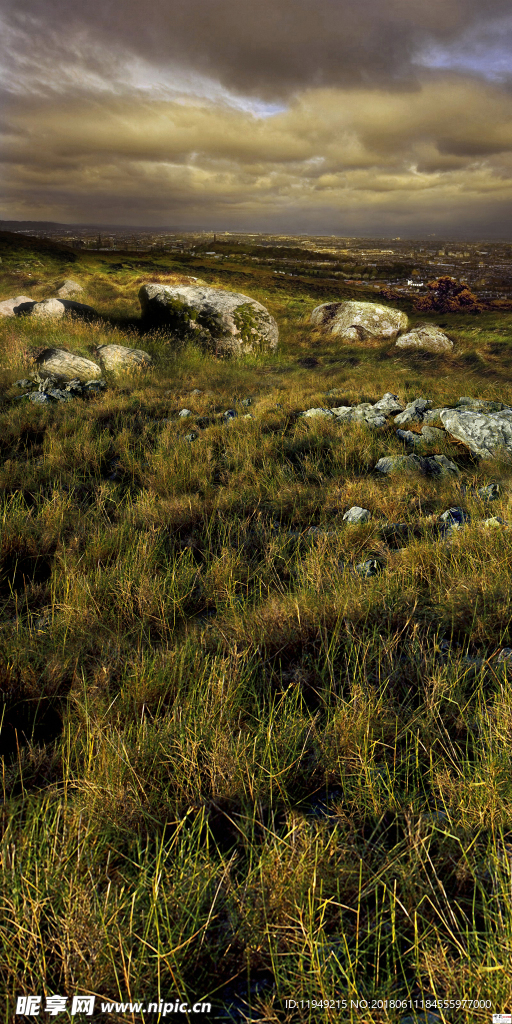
left=178, top=409, right=192, bottom=418
left=373, top=392, right=404, bottom=414
left=421, top=408, right=448, bottom=424
left=355, top=558, right=382, bottom=577
left=224, top=409, right=237, bottom=421
left=0, top=295, right=33, bottom=317
left=300, top=407, right=334, bottom=419
left=421, top=425, right=445, bottom=441
left=13, top=373, right=106, bottom=404
left=439, top=507, right=470, bottom=537
left=31, top=348, right=103, bottom=382
left=482, top=516, right=511, bottom=528
left=56, top=279, right=85, bottom=298
left=440, top=408, right=512, bottom=457
left=394, top=398, right=433, bottom=426
left=455, top=396, right=507, bottom=413
left=396, top=429, right=423, bottom=447
left=375, top=454, right=459, bottom=477
left=395, top=324, right=453, bottom=352
left=477, top=483, right=501, bottom=500
left=17, top=297, right=98, bottom=321
left=310, top=300, right=408, bottom=341
left=95, top=344, right=153, bottom=375
left=343, top=506, right=372, bottom=523
left=139, top=283, right=278, bottom=357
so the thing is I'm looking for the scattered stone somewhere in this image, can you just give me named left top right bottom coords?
left=477, top=483, right=501, bottom=500
left=96, top=344, right=153, bottom=375
left=30, top=347, right=103, bottom=382
left=439, top=507, right=470, bottom=526
left=300, top=407, right=334, bottom=419
left=455, top=396, right=507, bottom=413
left=310, top=300, right=408, bottom=341
left=373, top=392, right=404, bottom=414
left=395, top=324, right=453, bottom=353
left=56, top=278, right=84, bottom=298
left=394, top=398, right=433, bottom=426
left=17, top=297, right=98, bottom=321
left=184, top=432, right=198, bottom=442
left=224, top=409, right=238, bottom=420
left=13, top=373, right=106, bottom=404
left=421, top=425, right=445, bottom=441
left=375, top=454, right=459, bottom=477
left=178, top=408, right=192, bottom=418
left=482, top=516, right=510, bottom=528
left=440, top=407, right=512, bottom=456
left=355, top=558, right=382, bottom=577
left=396, top=429, right=423, bottom=446
left=190, top=389, right=203, bottom=395
left=343, top=506, right=372, bottom=523
left=139, top=283, right=278, bottom=357
left=241, top=397, right=252, bottom=406
left=0, top=295, right=33, bottom=317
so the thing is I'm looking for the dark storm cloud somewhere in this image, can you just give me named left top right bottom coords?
left=3, top=0, right=512, bottom=98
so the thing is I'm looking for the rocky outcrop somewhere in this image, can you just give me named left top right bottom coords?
left=310, top=300, right=408, bottom=341
left=56, top=279, right=85, bottom=298
left=440, top=407, right=512, bottom=457
left=0, top=295, right=33, bottom=317
left=96, top=344, right=153, bottom=375
left=139, top=283, right=278, bottom=357
left=31, top=347, right=103, bottom=382
left=374, top=454, right=459, bottom=477
left=14, top=374, right=106, bottom=404
left=395, top=324, right=453, bottom=352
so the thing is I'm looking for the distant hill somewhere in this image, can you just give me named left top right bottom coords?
left=0, top=230, right=78, bottom=264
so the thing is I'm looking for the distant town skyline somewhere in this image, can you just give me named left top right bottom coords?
left=1, top=0, right=512, bottom=237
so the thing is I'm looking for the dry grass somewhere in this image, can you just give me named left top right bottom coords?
left=1, top=252, right=512, bottom=1021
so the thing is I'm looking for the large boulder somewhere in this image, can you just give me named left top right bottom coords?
left=96, top=344, right=153, bottom=375
left=440, top=407, right=512, bottom=457
left=17, top=297, right=98, bottom=321
left=56, top=279, right=85, bottom=298
left=310, top=300, right=408, bottom=341
left=31, top=347, right=103, bottom=382
left=0, top=295, right=34, bottom=317
left=395, top=324, right=453, bottom=353
left=139, top=283, right=278, bottom=357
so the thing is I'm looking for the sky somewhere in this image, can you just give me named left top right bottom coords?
left=1, top=0, right=512, bottom=238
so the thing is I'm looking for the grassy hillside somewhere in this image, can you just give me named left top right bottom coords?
left=1, top=238, right=512, bottom=1022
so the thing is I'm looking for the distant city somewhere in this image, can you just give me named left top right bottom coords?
left=2, top=223, right=511, bottom=301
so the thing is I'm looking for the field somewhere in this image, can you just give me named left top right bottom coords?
left=1, top=235, right=512, bottom=1023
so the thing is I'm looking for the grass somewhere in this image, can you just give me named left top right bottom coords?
left=1, top=243, right=512, bottom=1022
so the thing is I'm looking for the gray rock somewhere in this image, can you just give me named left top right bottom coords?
left=481, top=516, right=511, bottom=528
left=178, top=408, right=192, bottom=417
left=375, top=454, right=459, bottom=477
left=395, top=324, right=453, bottom=352
left=421, top=408, right=449, bottom=424
left=396, top=429, right=423, bottom=446
left=477, top=483, right=501, bottom=500
left=455, top=396, right=507, bottom=413
left=96, top=344, right=153, bottom=375
left=439, top=507, right=470, bottom=525
left=14, top=373, right=107, bottom=405
left=18, top=297, right=98, bottom=321
left=184, top=432, right=198, bottom=442
left=31, top=348, right=103, bottom=382
left=355, top=559, right=382, bottom=577
left=56, top=278, right=84, bottom=298
left=421, top=425, right=445, bottom=441
left=299, top=407, right=334, bottom=419
left=343, top=506, right=372, bottom=523
left=224, top=409, right=237, bottom=420
left=440, top=407, right=512, bottom=457
left=241, top=397, right=252, bottom=406
left=139, top=283, right=278, bottom=357
left=310, top=300, right=408, bottom=341
left=0, top=294, right=33, bottom=317
left=394, top=398, right=433, bottom=426
left=373, top=392, right=404, bottom=414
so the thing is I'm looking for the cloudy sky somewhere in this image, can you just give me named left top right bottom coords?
left=1, top=0, right=512, bottom=236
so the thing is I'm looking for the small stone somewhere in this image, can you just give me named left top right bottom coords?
left=299, top=407, right=334, bottom=419
left=439, top=507, right=470, bottom=526
left=343, top=506, right=372, bottom=523
left=241, top=397, right=252, bottom=406
left=396, top=429, right=423, bottom=446
left=355, top=558, right=382, bottom=577
left=394, top=398, right=433, bottom=426
left=477, top=483, right=501, bottom=501
left=184, top=432, right=198, bottom=442
left=190, top=389, right=202, bottom=395
left=373, top=392, right=404, bottom=414
left=178, top=408, right=192, bottom=417
left=482, top=516, right=507, bottom=527
left=224, top=409, right=237, bottom=420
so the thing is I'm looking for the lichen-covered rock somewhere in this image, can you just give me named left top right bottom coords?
left=440, top=408, right=512, bottom=457
left=395, top=324, right=453, bottom=352
left=56, top=279, right=85, bottom=298
left=139, top=283, right=278, bottom=357
left=375, top=454, right=459, bottom=477
left=310, top=300, right=408, bottom=341
left=421, top=425, right=445, bottom=441
left=31, top=347, right=103, bottom=382
left=96, top=344, right=153, bottom=375
left=0, top=295, right=33, bottom=317
left=343, top=507, right=372, bottom=523
left=394, top=398, right=433, bottom=426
